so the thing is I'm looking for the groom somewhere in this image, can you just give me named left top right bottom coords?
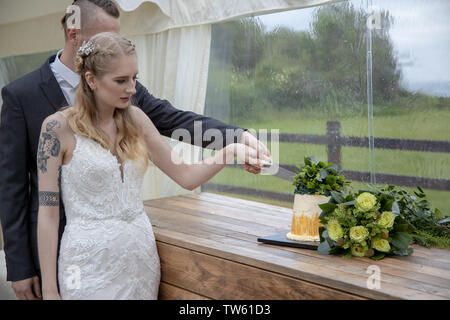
left=0, top=0, right=270, bottom=300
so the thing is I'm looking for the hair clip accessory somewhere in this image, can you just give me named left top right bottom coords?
left=127, top=39, right=136, bottom=50
left=77, top=40, right=95, bottom=57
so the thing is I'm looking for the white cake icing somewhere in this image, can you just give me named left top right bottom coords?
left=286, top=194, right=330, bottom=242
left=292, top=194, right=330, bottom=217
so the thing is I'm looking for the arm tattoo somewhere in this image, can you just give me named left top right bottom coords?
left=39, top=191, right=60, bottom=206
left=37, top=120, right=61, bottom=173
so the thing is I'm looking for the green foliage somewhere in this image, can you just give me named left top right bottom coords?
left=379, top=185, right=450, bottom=248
left=293, top=156, right=349, bottom=195
left=231, top=18, right=266, bottom=73
left=207, top=2, right=450, bottom=123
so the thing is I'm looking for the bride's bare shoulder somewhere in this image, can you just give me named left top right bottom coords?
left=128, top=105, right=158, bottom=137
left=129, top=105, right=153, bottom=125
left=129, top=105, right=144, bottom=117
left=40, top=107, right=75, bottom=139
left=58, top=106, right=76, bottom=118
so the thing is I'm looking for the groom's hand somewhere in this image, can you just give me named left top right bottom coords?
left=12, top=276, right=42, bottom=300
left=239, top=131, right=271, bottom=174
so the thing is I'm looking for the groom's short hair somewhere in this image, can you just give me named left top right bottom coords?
left=61, top=0, right=120, bottom=38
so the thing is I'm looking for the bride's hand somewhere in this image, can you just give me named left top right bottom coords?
left=226, top=143, right=272, bottom=167
left=239, top=131, right=271, bottom=174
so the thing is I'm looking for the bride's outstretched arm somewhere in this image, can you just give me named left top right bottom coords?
left=131, top=106, right=271, bottom=190
left=36, top=114, right=67, bottom=300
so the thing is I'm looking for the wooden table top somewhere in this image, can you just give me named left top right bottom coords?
left=143, top=192, right=450, bottom=300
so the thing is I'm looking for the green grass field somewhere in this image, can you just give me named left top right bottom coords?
left=204, top=107, right=450, bottom=217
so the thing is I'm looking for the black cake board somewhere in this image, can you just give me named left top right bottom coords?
left=257, top=233, right=319, bottom=250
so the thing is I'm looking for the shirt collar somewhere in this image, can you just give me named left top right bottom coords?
left=53, top=49, right=80, bottom=88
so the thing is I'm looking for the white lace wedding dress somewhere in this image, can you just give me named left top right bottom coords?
left=57, top=131, right=161, bottom=300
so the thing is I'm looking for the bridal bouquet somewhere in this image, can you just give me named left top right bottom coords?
left=318, top=190, right=414, bottom=260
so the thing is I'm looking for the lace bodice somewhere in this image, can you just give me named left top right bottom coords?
left=57, top=131, right=160, bottom=300
left=61, top=133, right=145, bottom=223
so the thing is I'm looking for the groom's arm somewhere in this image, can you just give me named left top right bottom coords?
left=133, top=81, right=246, bottom=149
left=0, top=86, right=36, bottom=281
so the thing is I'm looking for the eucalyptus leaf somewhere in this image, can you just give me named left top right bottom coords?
left=391, top=232, right=412, bottom=250
left=319, top=169, right=329, bottom=180
left=344, top=194, right=355, bottom=202
left=329, top=164, right=339, bottom=172
left=326, top=236, right=335, bottom=247
left=371, top=253, right=386, bottom=260
left=319, top=226, right=326, bottom=242
left=391, top=201, right=400, bottom=215
left=438, top=217, right=450, bottom=225
left=319, top=210, right=331, bottom=220
left=393, top=246, right=414, bottom=256
left=418, top=200, right=428, bottom=207
left=382, top=198, right=395, bottom=212
left=319, top=203, right=337, bottom=212
left=330, top=191, right=344, bottom=203
left=318, top=241, right=331, bottom=255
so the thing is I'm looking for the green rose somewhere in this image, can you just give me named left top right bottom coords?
left=351, top=245, right=367, bottom=257
left=377, top=211, right=396, bottom=229
left=372, top=238, right=391, bottom=252
left=350, top=226, right=369, bottom=243
left=355, top=192, right=377, bottom=212
left=327, top=219, right=344, bottom=241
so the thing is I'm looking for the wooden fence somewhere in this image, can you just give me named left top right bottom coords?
left=203, top=121, right=450, bottom=203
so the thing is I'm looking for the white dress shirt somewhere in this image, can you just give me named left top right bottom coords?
left=50, top=49, right=80, bottom=106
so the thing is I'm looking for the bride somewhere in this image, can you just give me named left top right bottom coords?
left=37, top=32, right=270, bottom=300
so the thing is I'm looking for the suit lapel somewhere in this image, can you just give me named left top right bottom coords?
left=39, top=55, right=68, bottom=112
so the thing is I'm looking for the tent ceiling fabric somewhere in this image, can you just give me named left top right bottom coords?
left=115, top=0, right=171, bottom=17
left=0, top=0, right=345, bottom=56
left=117, top=0, right=344, bottom=35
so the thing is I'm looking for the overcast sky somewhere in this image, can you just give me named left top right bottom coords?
left=257, top=0, right=450, bottom=97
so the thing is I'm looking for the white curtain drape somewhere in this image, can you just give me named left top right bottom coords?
left=129, top=25, right=212, bottom=200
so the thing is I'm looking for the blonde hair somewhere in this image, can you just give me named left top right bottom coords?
left=65, top=32, right=148, bottom=175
